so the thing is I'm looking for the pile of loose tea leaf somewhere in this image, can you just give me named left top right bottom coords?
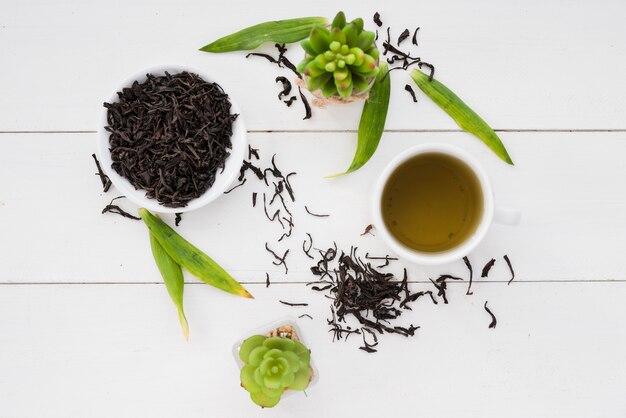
left=104, top=71, right=237, bottom=207
left=304, top=237, right=516, bottom=352
left=306, top=243, right=434, bottom=353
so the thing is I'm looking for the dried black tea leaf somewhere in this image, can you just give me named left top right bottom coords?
left=504, top=254, right=515, bottom=285
left=430, top=274, right=463, bottom=304
left=364, top=252, right=398, bottom=268
left=283, top=96, right=297, bottom=107
left=463, top=256, right=474, bottom=295
left=265, top=272, right=271, bottom=288
left=309, top=245, right=425, bottom=351
left=481, top=258, right=496, bottom=278
left=360, top=224, right=375, bottom=236
left=304, top=206, right=329, bottom=218
left=252, top=192, right=257, bottom=207
left=404, top=84, right=418, bottom=102
left=275, top=76, right=292, bottom=99
left=104, top=72, right=236, bottom=208
left=302, top=233, right=314, bottom=259
left=279, top=300, right=309, bottom=307
left=373, top=12, right=383, bottom=27
left=412, top=27, right=420, bottom=45
left=397, top=29, right=410, bottom=45
left=275, top=43, right=301, bottom=79
left=297, top=86, right=312, bottom=120
left=298, top=314, right=313, bottom=320
left=484, top=301, right=497, bottom=329
left=418, top=61, right=435, bottom=81
left=91, top=154, right=112, bottom=192
left=248, top=145, right=260, bottom=160
left=101, top=196, right=140, bottom=220
left=174, top=212, right=182, bottom=227
left=246, top=52, right=280, bottom=65
left=224, top=178, right=247, bottom=194
left=265, top=242, right=289, bottom=274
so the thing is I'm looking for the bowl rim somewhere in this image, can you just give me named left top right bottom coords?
left=96, top=64, right=247, bottom=214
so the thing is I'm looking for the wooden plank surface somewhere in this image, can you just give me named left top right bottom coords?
left=2, top=0, right=626, bottom=416
left=1, top=282, right=625, bottom=418
left=1, top=0, right=626, bottom=131
left=1, top=132, right=625, bottom=283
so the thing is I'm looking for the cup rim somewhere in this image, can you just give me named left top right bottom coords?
left=96, top=64, right=247, bottom=214
left=371, top=143, right=494, bottom=265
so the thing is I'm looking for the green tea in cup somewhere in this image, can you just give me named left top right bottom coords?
left=381, top=152, right=484, bottom=253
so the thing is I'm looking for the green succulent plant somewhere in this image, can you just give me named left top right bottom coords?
left=239, top=335, right=312, bottom=408
left=297, top=11, right=380, bottom=98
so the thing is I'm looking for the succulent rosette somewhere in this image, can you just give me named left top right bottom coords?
left=239, top=335, right=312, bottom=408
left=297, top=11, right=380, bottom=98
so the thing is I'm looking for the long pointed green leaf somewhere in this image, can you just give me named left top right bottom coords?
left=139, top=209, right=254, bottom=299
left=410, top=69, right=513, bottom=165
left=199, top=17, right=328, bottom=53
left=329, top=64, right=391, bottom=177
left=149, top=232, right=189, bottom=341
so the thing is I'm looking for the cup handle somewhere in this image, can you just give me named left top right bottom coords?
left=494, top=206, right=521, bottom=226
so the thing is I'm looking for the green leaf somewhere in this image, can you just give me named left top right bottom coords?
left=410, top=69, right=513, bottom=165
left=149, top=232, right=188, bottom=341
left=289, top=366, right=312, bottom=391
left=239, top=335, right=266, bottom=362
left=329, top=64, right=391, bottom=177
left=241, top=365, right=262, bottom=393
left=199, top=17, right=328, bottom=53
left=251, top=390, right=282, bottom=408
left=264, top=336, right=296, bottom=351
left=138, top=209, right=253, bottom=299
left=248, top=346, right=269, bottom=366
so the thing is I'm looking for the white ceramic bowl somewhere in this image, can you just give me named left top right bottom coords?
left=97, top=65, right=247, bottom=213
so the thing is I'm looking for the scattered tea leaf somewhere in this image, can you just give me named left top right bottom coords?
left=248, top=145, right=260, bottom=160
left=373, top=12, right=383, bottom=27
left=199, top=17, right=328, bottom=52
left=404, top=84, right=418, bottom=102
left=360, top=224, right=375, bottom=236
left=481, top=258, right=496, bottom=278
left=91, top=153, right=112, bottom=192
left=302, top=233, right=314, bottom=259
left=299, top=314, right=313, bottom=320
left=265, top=242, right=289, bottom=274
left=102, top=196, right=141, bottom=221
left=224, top=178, right=247, bottom=194
left=397, top=29, right=410, bottom=45
left=279, top=300, right=309, bottom=307
left=410, top=69, right=514, bottom=165
left=275, top=76, right=292, bottom=99
left=304, top=206, right=329, bottom=218
left=484, top=301, right=497, bottom=329
left=412, top=27, right=420, bottom=45
left=504, top=254, right=515, bottom=285
left=463, top=256, right=473, bottom=295
left=174, top=213, right=182, bottom=227
left=297, top=86, right=312, bottom=120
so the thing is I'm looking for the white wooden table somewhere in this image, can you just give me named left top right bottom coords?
left=2, top=1, right=626, bottom=416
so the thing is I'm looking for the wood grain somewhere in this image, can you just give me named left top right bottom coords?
left=1, top=132, right=625, bottom=283
left=1, top=0, right=625, bottom=131
left=0, top=282, right=625, bottom=417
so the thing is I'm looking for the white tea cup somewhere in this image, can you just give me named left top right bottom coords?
left=371, top=143, right=520, bottom=265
